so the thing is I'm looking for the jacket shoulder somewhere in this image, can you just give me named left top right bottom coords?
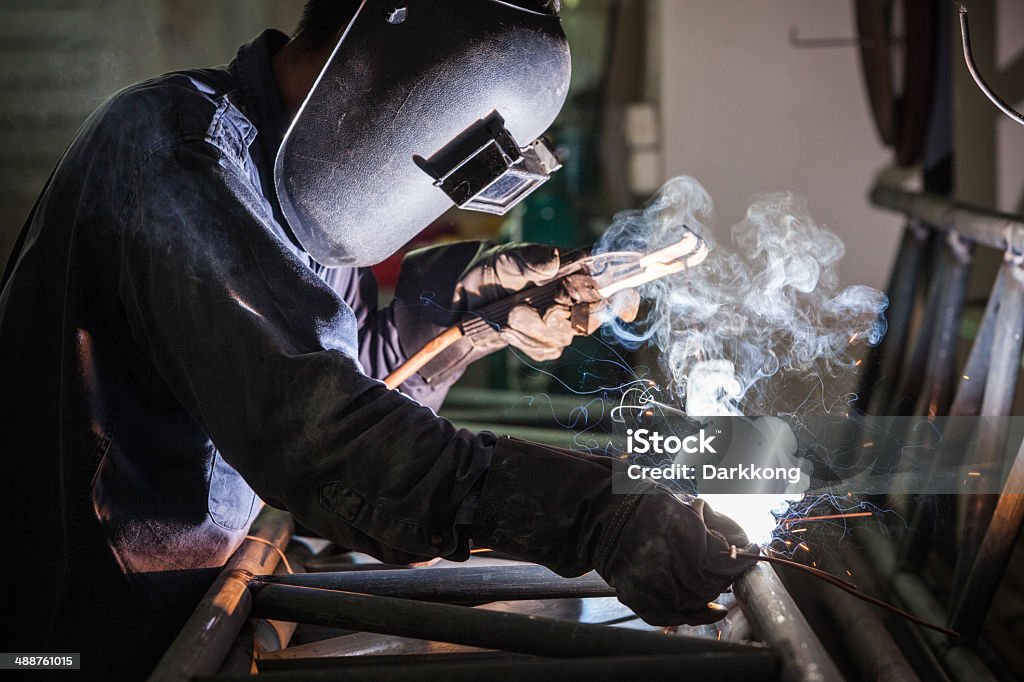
left=89, top=68, right=256, bottom=165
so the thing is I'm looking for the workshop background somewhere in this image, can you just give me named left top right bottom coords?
left=1, top=0, right=1021, bottom=391
left=4, top=2, right=1024, bottom=680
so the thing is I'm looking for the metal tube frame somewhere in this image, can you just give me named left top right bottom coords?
left=147, top=508, right=294, bottom=682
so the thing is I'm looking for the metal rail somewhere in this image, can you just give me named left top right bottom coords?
left=865, top=182, right=1024, bottom=679
left=260, top=565, right=615, bottom=603
left=870, top=184, right=1024, bottom=252
left=250, top=582, right=767, bottom=659
left=202, top=651, right=779, bottom=682
left=147, top=508, right=294, bottom=682
left=732, top=563, right=844, bottom=682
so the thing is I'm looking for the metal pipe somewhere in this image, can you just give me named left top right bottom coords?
left=814, top=552, right=921, bottom=682
left=949, top=438, right=1024, bottom=642
left=949, top=266, right=1006, bottom=417
left=261, top=565, right=615, bottom=603
left=870, top=184, right=1024, bottom=252
left=147, top=508, right=294, bottom=682
left=203, top=652, right=779, bottom=682
left=913, top=235, right=972, bottom=417
left=899, top=263, right=1011, bottom=568
left=732, top=563, right=844, bottom=682
left=250, top=583, right=765, bottom=659
left=258, top=596, right=637, bottom=660
left=856, top=529, right=996, bottom=681
left=889, top=238, right=944, bottom=415
left=217, top=541, right=313, bottom=675
left=951, top=262, right=1024, bottom=605
left=857, top=222, right=930, bottom=414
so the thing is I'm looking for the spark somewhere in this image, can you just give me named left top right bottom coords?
left=783, top=511, right=873, bottom=525
left=798, top=542, right=811, bottom=552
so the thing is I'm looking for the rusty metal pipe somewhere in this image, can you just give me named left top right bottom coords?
left=147, top=508, right=293, bottom=682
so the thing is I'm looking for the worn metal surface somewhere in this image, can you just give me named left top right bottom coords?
left=250, top=582, right=766, bottom=659
left=259, top=597, right=638, bottom=660
left=147, top=508, right=293, bottom=682
left=871, top=184, right=1024, bottom=252
left=949, top=437, right=1024, bottom=642
left=204, top=651, right=779, bottom=682
left=262, top=564, right=615, bottom=603
left=732, top=563, right=844, bottom=682
left=858, top=223, right=930, bottom=414
left=951, top=263, right=1024, bottom=609
left=914, top=235, right=972, bottom=417
left=857, top=529, right=997, bottom=681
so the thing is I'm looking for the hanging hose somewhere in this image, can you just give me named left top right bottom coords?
left=958, top=4, right=1024, bottom=127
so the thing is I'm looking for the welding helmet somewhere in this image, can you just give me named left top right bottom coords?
left=274, top=0, right=572, bottom=267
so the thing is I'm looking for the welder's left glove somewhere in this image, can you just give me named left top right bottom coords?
left=394, top=242, right=639, bottom=386
left=471, top=437, right=760, bottom=627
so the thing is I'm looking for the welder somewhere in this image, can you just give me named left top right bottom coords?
left=0, top=1, right=757, bottom=676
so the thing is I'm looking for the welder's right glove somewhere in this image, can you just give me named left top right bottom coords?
left=471, top=437, right=760, bottom=626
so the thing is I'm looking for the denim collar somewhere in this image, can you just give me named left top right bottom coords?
left=231, top=29, right=290, bottom=168
left=229, top=29, right=303, bottom=249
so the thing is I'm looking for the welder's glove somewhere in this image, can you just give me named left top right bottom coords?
left=453, top=243, right=570, bottom=362
left=395, top=242, right=642, bottom=390
left=472, top=437, right=760, bottom=626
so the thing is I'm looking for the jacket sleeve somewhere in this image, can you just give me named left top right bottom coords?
left=117, top=139, right=492, bottom=564
left=321, top=264, right=469, bottom=411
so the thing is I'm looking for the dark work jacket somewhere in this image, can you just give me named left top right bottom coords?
left=0, top=30, right=493, bottom=678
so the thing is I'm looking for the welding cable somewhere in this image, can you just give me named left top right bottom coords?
left=725, top=550, right=959, bottom=638
left=958, top=5, right=1024, bottom=127
left=244, top=534, right=294, bottom=574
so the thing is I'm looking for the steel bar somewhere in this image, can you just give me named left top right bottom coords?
left=217, top=541, right=313, bottom=675
left=261, top=565, right=615, bottom=603
left=732, top=563, right=844, bottom=682
left=949, top=437, right=1024, bottom=642
left=891, top=239, right=954, bottom=415
left=951, top=262, right=1024, bottom=606
left=250, top=583, right=764, bottom=658
left=813, top=552, right=921, bottom=682
left=949, top=266, right=1006, bottom=417
left=888, top=238, right=944, bottom=415
left=913, top=236, right=972, bottom=417
left=857, top=222, right=930, bottom=414
left=147, top=508, right=293, bottom=682
left=871, top=183, right=1024, bottom=252
left=899, top=261, right=1006, bottom=568
left=203, top=652, right=780, bottom=682
left=259, top=596, right=637, bottom=660
left=857, top=528, right=996, bottom=681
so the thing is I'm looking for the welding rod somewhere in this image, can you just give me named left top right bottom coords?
left=259, top=565, right=615, bottom=603
left=250, top=583, right=765, bottom=659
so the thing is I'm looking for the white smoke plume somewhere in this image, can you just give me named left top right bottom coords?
left=598, top=176, right=888, bottom=414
